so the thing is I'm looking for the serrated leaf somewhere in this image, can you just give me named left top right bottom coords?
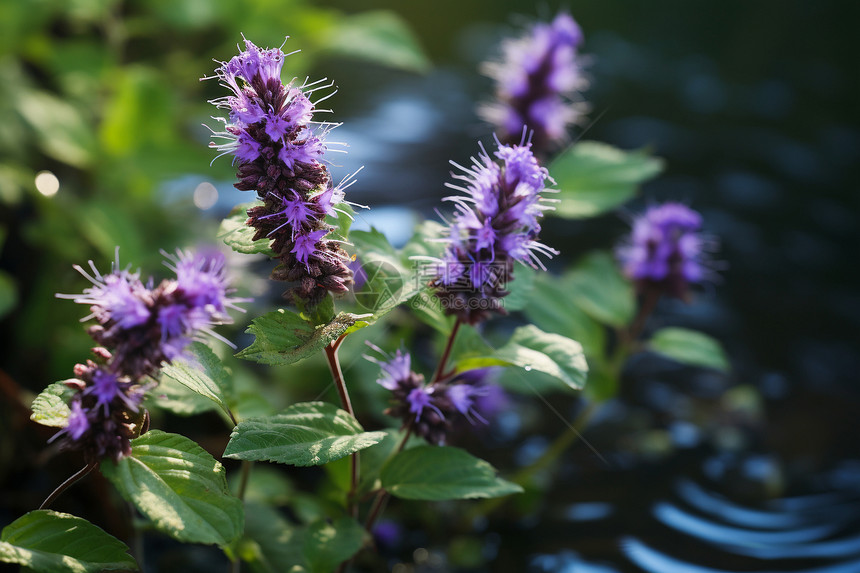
left=223, top=401, right=386, bottom=467
left=237, top=308, right=371, bottom=366
left=566, top=251, right=636, bottom=327
left=550, top=141, right=663, bottom=218
left=30, top=382, right=75, bottom=428
left=457, top=325, right=588, bottom=391
left=218, top=202, right=276, bottom=257
left=101, top=430, right=243, bottom=546
left=649, top=327, right=730, bottom=372
left=381, top=446, right=523, bottom=500
left=0, top=510, right=137, bottom=572
left=320, top=11, right=431, bottom=73
left=160, top=342, right=235, bottom=421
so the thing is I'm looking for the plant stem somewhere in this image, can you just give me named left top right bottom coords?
left=324, top=333, right=359, bottom=518
left=364, top=320, right=463, bottom=537
left=236, top=459, right=253, bottom=501
left=623, top=287, right=662, bottom=347
left=39, top=461, right=97, bottom=510
left=431, top=318, right=462, bottom=384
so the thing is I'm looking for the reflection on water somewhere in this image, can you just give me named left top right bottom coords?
left=528, top=458, right=860, bottom=573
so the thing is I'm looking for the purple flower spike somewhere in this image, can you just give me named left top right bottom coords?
left=54, top=249, right=247, bottom=462
left=480, top=12, right=588, bottom=155
left=427, top=138, right=558, bottom=325
left=206, top=37, right=356, bottom=307
left=617, top=202, right=716, bottom=300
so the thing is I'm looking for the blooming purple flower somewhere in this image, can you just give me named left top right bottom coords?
left=56, top=253, right=151, bottom=333
left=480, top=12, right=588, bottom=155
left=53, top=249, right=247, bottom=461
left=87, top=369, right=120, bottom=413
left=206, top=37, right=355, bottom=307
left=617, top=202, right=714, bottom=299
left=428, top=139, right=558, bottom=324
left=366, top=344, right=504, bottom=444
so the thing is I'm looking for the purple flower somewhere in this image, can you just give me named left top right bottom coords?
left=365, top=343, right=412, bottom=390
left=64, top=400, right=90, bottom=441
left=428, top=139, right=558, bottom=325
left=87, top=369, right=120, bottom=413
left=56, top=252, right=151, bottom=333
left=617, top=202, right=714, bottom=299
left=365, top=343, right=452, bottom=445
left=207, top=37, right=355, bottom=307
left=480, top=12, right=588, bottom=155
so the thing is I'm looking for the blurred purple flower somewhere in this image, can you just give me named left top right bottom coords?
left=617, top=202, right=716, bottom=299
left=480, top=12, right=588, bottom=155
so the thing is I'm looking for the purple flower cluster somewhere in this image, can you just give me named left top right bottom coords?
left=429, top=139, right=558, bottom=325
left=617, top=202, right=711, bottom=299
left=366, top=344, right=496, bottom=445
left=480, top=12, right=588, bottom=155
left=207, top=38, right=354, bottom=306
left=53, top=249, right=245, bottom=461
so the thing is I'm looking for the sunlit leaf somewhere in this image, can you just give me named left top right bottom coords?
left=237, top=308, right=371, bottom=366
left=101, top=430, right=243, bottom=545
left=320, top=11, right=431, bottom=73
left=0, top=510, right=137, bottom=572
left=550, top=141, right=663, bottom=218
left=456, top=325, right=588, bottom=391
left=30, top=381, right=75, bottom=428
left=223, top=401, right=386, bottom=467
left=160, top=342, right=235, bottom=421
left=218, top=202, right=276, bottom=257
left=381, top=446, right=523, bottom=500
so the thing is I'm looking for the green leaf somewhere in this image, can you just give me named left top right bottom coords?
left=566, top=251, right=636, bottom=327
left=381, top=446, right=523, bottom=500
left=30, top=382, right=75, bottom=428
left=16, top=90, right=96, bottom=168
left=549, top=141, right=663, bottom=218
left=649, top=327, right=730, bottom=372
left=231, top=503, right=302, bottom=572
left=501, top=264, right=537, bottom=312
left=223, top=401, right=387, bottom=467
left=160, top=342, right=235, bottom=422
left=457, top=325, right=588, bottom=391
left=0, top=510, right=137, bottom=572
left=303, top=517, right=367, bottom=573
left=237, top=308, right=370, bottom=366
left=351, top=228, right=413, bottom=319
left=101, top=430, right=243, bottom=546
left=524, top=273, right=606, bottom=357
left=147, top=371, right=218, bottom=417
left=320, top=11, right=431, bottom=73
left=218, top=202, right=276, bottom=257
